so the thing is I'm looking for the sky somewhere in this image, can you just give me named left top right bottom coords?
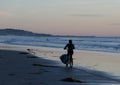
left=0, top=0, right=120, bottom=36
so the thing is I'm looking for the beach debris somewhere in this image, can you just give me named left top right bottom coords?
left=32, top=63, right=44, bottom=67
left=27, top=49, right=36, bottom=55
left=27, top=56, right=38, bottom=58
left=8, top=73, right=15, bottom=76
left=19, top=52, right=29, bottom=54
left=61, top=77, right=84, bottom=83
left=32, top=63, right=59, bottom=68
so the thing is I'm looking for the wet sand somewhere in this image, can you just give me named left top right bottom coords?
left=0, top=44, right=120, bottom=85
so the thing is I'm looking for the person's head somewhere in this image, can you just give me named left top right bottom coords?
left=69, top=40, right=72, bottom=44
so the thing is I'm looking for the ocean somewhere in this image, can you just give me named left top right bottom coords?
left=0, top=35, right=120, bottom=53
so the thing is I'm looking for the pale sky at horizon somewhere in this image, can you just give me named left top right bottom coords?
left=0, top=0, right=120, bottom=36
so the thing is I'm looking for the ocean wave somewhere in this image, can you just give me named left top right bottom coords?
left=0, top=35, right=120, bottom=53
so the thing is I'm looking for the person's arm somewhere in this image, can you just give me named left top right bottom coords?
left=73, top=44, right=75, bottom=49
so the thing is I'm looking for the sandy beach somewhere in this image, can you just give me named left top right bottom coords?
left=0, top=44, right=120, bottom=85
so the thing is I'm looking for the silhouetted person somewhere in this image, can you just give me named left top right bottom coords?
left=64, top=40, right=75, bottom=67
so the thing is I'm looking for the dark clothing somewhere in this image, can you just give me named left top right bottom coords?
left=64, top=43, right=75, bottom=55
left=64, top=43, right=75, bottom=62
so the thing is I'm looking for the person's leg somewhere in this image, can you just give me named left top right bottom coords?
left=66, top=63, right=68, bottom=67
left=70, top=55, right=73, bottom=68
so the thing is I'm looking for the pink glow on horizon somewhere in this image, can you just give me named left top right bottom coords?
left=0, top=0, right=120, bottom=36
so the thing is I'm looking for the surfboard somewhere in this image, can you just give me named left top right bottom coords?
left=60, top=54, right=69, bottom=64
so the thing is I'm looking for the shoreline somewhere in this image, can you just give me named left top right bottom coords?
left=0, top=44, right=120, bottom=84
left=1, top=41, right=120, bottom=54
left=1, top=43, right=120, bottom=76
